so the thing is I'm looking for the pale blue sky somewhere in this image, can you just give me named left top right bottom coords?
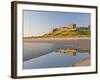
left=23, top=10, right=90, bottom=37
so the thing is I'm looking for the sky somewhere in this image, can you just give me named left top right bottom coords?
left=23, top=10, right=90, bottom=37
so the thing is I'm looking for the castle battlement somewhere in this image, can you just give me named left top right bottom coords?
left=52, top=23, right=77, bottom=32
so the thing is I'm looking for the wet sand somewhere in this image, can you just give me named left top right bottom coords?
left=72, top=57, right=90, bottom=66
left=24, top=37, right=90, bottom=42
left=23, top=38, right=90, bottom=62
left=23, top=43, right=56, bottom=61
left=24, top=37, right=90, bottom=49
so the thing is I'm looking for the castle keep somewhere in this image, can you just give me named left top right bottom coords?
left=52, top=23, right=76, bottom=32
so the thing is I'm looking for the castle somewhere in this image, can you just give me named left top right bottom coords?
left=52, top=23, right=90, bottom=32
left=52, top=23, right=76, bottom=32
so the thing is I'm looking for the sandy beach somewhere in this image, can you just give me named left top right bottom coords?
left=72, top=57, right=90, bottom=66
left=24, top=37, right=90, bottom=49
left=24, top=37, right=90, bottom=42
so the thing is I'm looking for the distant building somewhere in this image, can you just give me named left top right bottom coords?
left=77, top=25, right=90, bottom=30
left=67, top=23, right=76, bottom=29
left=52, top=23, right=90, bottom=33
left=52, top=23, right=76, bottom=32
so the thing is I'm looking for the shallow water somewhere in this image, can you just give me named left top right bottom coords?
left=23, top=42, right=90, bottom=69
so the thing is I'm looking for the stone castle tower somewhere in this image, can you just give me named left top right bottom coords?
left=67, top=23, right=76, bottom=29
left=52, top=23, right=77, bottom=32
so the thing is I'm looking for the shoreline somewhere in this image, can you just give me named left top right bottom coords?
left=24, top=37, right=90, bottom=51
left=24, top=37, right=90, bottom=42
left=72, top=57, right=90, bottom=67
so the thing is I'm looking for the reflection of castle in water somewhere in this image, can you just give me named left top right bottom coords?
left=58, top=48, right=90, bottom=56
